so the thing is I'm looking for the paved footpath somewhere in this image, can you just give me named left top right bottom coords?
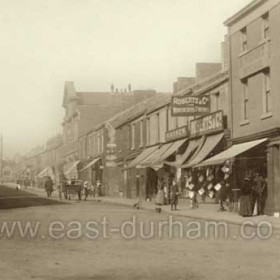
left=99, top=196, right=280, bottom=229
left=6, top=183, right=280, bottom=229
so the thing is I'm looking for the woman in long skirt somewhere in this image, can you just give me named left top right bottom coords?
left=239, top=177, right=253, bottom=217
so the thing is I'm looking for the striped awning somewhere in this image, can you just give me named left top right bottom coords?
left=126, top=146, right=159, bottom=169
left=80, top=158, right=100, bottom=172
left=196, top=138, right=268, bottom=168
left=63, top=160, right=80, bottom=180
left=165, top=138, right=201, bottom=167
left=182, top=132, right=224, bottom=169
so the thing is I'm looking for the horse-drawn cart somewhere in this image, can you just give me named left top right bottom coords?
left=63, top=180, right=83, bottom=200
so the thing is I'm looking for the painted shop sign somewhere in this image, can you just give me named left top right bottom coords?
left=239, top=42, right=269, bottom=79
left=166, top=126, right=189, bottom=142
left=105, top=143, right=117, bottom=167
left=171, top=95, right=210, bottom=117
left=190, top=110, right=224, bottom=137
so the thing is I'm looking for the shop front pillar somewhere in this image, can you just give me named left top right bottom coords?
left=266, top=144, right=280, bottom=215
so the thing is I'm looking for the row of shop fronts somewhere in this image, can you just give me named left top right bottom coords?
left=19, top=0, right=280, bottom=216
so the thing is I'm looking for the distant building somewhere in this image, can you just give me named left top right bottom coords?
left=61, top=81, right=157, bottom=179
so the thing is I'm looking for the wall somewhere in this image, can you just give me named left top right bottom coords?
left=229, top=2, right=280, bottom=140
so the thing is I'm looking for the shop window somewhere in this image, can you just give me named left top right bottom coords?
left=240, top=27, right=247, bottom=52
left=262, top=13, right=269, bottom=40
left=243, top=79, right=249, bottom=120
left=263, top=69, right=272, bottom=114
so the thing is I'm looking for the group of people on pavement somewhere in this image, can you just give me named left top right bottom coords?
left=155, top=177, right=180, bottom=212
left=44, top=176, right=104, bottom=201
left=239, top=170, right=267, bottom=217
left=153, top=161, right=268, bottom=217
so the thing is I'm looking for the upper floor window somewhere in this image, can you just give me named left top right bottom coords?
left=97, top=134, right=100, bottom=154
left=262, top=13, right=269, bottom=40
left=139, top=120, right=143, bottom=147
left=242, top=79, right=249, bottom=120
left=131, top=123, right=135, bottom=150
left=156, top=113, right=160, bottom=143
left=100, top=132, right=104, bottom=153
left=263, top=69, right=272, bottom=114
left=241, top=27, right=247, bottom=52
left=212, top=92, right=220, bottom=112
left=88, top=136, right=91, bottom=155
left=146, top=118, right=150, bottom=146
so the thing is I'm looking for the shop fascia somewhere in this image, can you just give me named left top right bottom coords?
left=189, top=110, right=225, bottom=138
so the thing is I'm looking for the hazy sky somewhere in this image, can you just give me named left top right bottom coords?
left=0, top=0, right=251, bottom=157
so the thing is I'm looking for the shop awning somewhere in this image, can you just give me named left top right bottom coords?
left=157, top=138, right=187, bottom=163
left=182, top=132, right=224, bottom=169
left=165, top=138, right=201, bottom=167
left=196, top=138, right=268, bottom=168
left=64, top=160, right=80, bottom=179
left=137, top=143, right=173, bottom=168
left=126, top=146, right=159, bottom=169
left=80, top=157, right=100, bottom=172
left=37, top=166, right=54, bottom=180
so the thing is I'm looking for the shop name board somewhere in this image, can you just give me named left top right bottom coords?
left=166, top=126, right=189, bottom=142
left=190, top=111, right=224, bottom=137
left=105, top=144, right=117, bottom=167
left=239, top=42, right=269, bottom=79
left=171, top=95, right=211, bottom=117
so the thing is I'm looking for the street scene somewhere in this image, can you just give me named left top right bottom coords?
left=1, top=0, right=280, bottom=279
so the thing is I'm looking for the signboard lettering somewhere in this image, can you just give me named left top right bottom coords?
left=171, top=95, right=210, bottom=117
left=239, top=42, right=269, bottom=79
left=190, top=111, right=224, bottom=137
left=166, top=126, right=189, bottom=142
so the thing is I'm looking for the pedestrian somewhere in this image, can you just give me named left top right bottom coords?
left=186, top=171, right=198, bottom=209
left=239, top=176, right=253, bottom=217
left=170, top=178, right=179, bottom=211
left=44, top=176, right=53, bottom=198
left=83, top=181, right=90, bottom=201
left=57, top=182, right=63, bottom=200
left=155, top=178, right=165, bottom=213
left=218, top=162, right=231, bottom=212
left=259, top=177, right=268, bottom=215
left=253, top=172, right=267, bottom=215
left=96, top=180, right=102, bottom=197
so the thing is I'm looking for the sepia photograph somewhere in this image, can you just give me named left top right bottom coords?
left=1, top=0, right=280, bottom=279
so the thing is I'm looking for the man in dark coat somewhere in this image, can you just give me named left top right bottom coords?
left=170, top=178, right=179, bottom=211
left=44, top=177, right=53, bottom=198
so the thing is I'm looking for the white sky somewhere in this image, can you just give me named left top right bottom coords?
left=0, top=0, right=252, bottom=157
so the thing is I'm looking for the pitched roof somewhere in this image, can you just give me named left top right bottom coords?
left=76, top=92, right=112, bottom=106
left=109, top=93, right=171, bottom=128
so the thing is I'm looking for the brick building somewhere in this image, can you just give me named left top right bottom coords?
left=61, top=81, right=156, bottom=179
left=223, top=0, right=280, bottom=215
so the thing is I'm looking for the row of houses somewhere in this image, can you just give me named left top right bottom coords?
left=19, top=0, right=280, bottom=216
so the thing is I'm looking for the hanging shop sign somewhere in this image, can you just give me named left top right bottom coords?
left=106, top=143, right=117, bottom=167
left=190, top=110, right=224, bottom=137
left=166, top=126, right=189, bottom=142
left=171, top=95, right=211, bottom=117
